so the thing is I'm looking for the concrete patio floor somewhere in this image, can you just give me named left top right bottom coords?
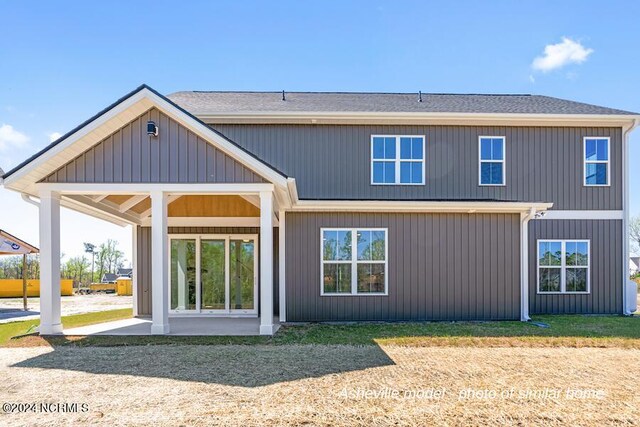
left=61, top=316, right=280, bottom=336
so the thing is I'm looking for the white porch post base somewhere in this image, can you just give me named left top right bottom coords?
left=260, top=324, right=277, bottom=335
left=259, top=191, right=275, bottom=335
left=151, top=191, right=170, bottom=335
left=151, top=323, right=170, bottom=334
left=39, top=189, right=63, bottom=335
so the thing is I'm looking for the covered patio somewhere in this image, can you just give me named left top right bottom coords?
left=1, top=86, right=293, bottom=336
left=36, top=183, right=285, bottom=336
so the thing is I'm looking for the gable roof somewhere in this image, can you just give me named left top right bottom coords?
left=168, top=91, right=638, bottom=116
left=1, top=84, right=289, bottom=187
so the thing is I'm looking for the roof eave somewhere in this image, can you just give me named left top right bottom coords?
left=195, top=111, right=640, bottom=127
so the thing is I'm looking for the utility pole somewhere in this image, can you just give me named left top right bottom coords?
left=84, top=242, right=96, bottom=288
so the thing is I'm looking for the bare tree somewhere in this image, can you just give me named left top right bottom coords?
left=631, top=215, right=640, bottom=254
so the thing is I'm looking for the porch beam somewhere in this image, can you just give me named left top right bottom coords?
left=150, top=191, right=170, bottom=334
left=239, top=195, right=260, bottom=208
left=36, top=182, right=275, bottom=195
left=118, top=195, right=148, bottom=212
left=259, top=190, right=276, bottom=335
left=92, top=195, right=109, bottom=202
left=138, top=194, right=181, bottom=219
left=39, top=189, right=63, bottom=334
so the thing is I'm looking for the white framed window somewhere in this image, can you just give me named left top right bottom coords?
left=371, top=135, right=425, bottom=185
left=537, top=240, right=590, bottom=294
left=584, top=137, right=610, bottom=186
left=478, top=136, right=506, bottom=186
left=321, top=228, right=388, bottom=296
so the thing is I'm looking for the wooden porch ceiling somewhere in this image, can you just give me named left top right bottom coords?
left=87, top=194, right=260, bottom=222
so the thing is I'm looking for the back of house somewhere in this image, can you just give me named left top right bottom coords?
left=2, top=85, right=638, bottom=335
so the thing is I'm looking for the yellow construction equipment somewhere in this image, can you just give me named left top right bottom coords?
left=0, top=279, right=73, bottom=298
left=116, top=277, right=133, bottom=296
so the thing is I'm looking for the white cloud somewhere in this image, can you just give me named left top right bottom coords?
left=48, top=132, right=62, bottom=142
left=532, top=37, right=593, bottom=73
left=0, top=124, right=29, bottom=151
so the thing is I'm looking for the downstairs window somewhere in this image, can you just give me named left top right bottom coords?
left=321, top=228, right=388, bottom=295
left=537, top=240, right=590, bottom=294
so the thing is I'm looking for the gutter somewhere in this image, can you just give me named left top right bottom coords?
left=622, top=119, right=639, bottom=315
left=520, top=207, right=540, bottom=321
left=21, top=193, right=40, bottom=207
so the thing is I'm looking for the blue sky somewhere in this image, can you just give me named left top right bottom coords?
left=1, top=0, right=639, bottom=261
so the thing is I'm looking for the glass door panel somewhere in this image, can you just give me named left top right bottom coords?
left=200, top=239, right=226, bottom=310
left=229, top=239, right=255, bottom=311
left=170, top=239, right=196, bottom=311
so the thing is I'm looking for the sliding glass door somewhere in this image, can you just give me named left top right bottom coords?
left=169, top=235, right=258, bottom=315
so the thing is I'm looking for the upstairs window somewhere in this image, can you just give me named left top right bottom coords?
left=371, top=135, right=425, bottom=185
left=479, top=136, right=505, bottom=186
left=537, top=240, right=590, bottom=294
left=584, top=137, right=610, bottom=186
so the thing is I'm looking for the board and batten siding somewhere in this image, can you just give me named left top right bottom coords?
left=285, top=212, right=521, bottom=322
left=136, top=226, right=279, bottom=316
left=212, top=124, right=621, bottom=210
left=42, top=108, right=266, bottom=184
left=528, top=219, right=623, bottom=314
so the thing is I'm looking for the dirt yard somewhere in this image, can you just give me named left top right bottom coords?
left=0, top=344, right=638, bottom=426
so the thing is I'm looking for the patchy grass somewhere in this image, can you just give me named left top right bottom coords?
left=6, top=314, right=640, bottom=348
left=2, top=345, right=639, bottom=425
left=0, top=308, right=132, bottom=346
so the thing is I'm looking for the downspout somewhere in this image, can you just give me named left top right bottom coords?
left=520, top=207, right=537, bottom=321
left=21, top=193, right=40, bottom=207
left=622, top=119, right=639, bottom=315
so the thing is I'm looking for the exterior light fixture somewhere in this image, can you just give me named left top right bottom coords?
left=147, top=121, right=158, bottom=137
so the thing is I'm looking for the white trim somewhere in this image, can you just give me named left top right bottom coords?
left=142, top=217, right=271, bottom=227
left=540, top=210, right=623, bottom=220
left=583, top=137, right=611, bottom=187
left=36, top=182, right=275, bottom=195
left=195, top=111, right=640, bottom=127
left=278, top=210, right=286, bottom=322
left=536, top=239, right=591, bottom=294
left=320, top=227, right=388, bottom=296
left=370, top=135, right=425, bottom=185
left=478, top=136, right=506, bottom=186
left=294, top=200, right=553, bottom=213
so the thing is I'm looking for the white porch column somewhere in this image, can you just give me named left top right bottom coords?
left=150, top=191, right=170, bottom=334
left=39, top=189, right=62, bottom=334
left=259, top=191, right=275, bottom=335
left=132, top=225, right=139, bottom=317
left=278, top=210, right=286, bottom=322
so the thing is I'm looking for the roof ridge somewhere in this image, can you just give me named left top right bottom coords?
left=178, top=90, right=533, bottom=96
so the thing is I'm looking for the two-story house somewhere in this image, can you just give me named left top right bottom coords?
left=2, top=85, right=637, bottom=335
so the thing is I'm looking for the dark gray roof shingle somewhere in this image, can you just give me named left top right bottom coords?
left=167, top=91, right=637, bottom=115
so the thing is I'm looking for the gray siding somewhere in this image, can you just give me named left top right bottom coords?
left=285, top=212, right=521, bottom=321
left=528, top=219, right=623, bottom=314
left=43, top=108, right=266, bottom=184
left=136, top=226, right=278, bottom=316
left=212, top=124, right=621, bottom=210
